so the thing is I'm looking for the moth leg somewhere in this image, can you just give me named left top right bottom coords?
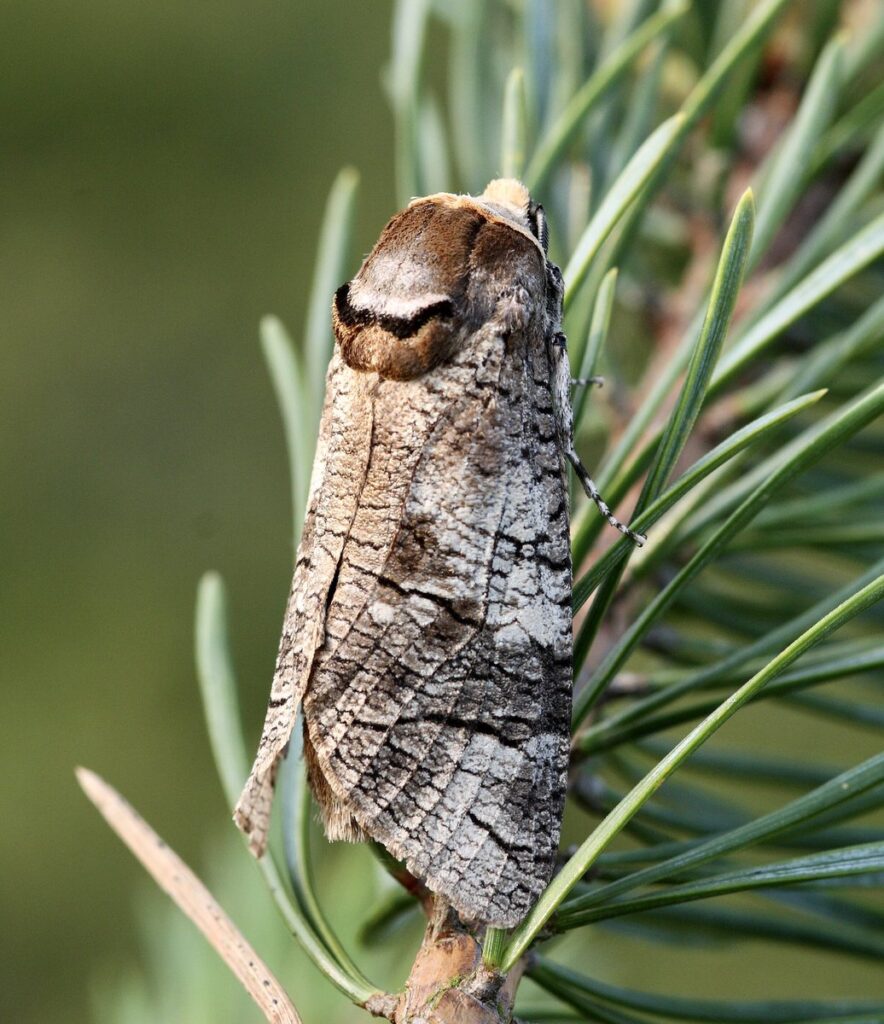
left=571, top=375, right=604, bottom=389
left=551, top=332, right=646, bottom=546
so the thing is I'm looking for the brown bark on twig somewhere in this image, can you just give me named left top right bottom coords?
left=386, top=899, right=524, bottom=1024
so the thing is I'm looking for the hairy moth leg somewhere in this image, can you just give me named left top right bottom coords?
left=551, top=332, right=646, bottom=546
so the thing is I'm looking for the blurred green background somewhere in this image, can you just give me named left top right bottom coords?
left=3, top=3, right=881, bottom=1023
left=2, top=2, right=400, bottom=1020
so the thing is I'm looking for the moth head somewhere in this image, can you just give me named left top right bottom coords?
left=333, top=181, right=552, bottom=381
left=480, top=178, right=531, bottom=212
left=479, top=179, right=548, bottom=256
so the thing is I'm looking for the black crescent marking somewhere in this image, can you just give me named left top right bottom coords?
left=335, top=283, right=455, bottom=340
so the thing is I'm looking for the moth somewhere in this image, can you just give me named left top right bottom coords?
left=234, top=179, right=643, bottom=928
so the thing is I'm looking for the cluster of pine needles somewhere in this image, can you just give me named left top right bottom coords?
left=87, top=1, right=884, bottom=1022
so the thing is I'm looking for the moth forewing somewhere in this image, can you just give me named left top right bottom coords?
left=235, top=178, right=639, bottom=927
left=232, top=365, right=374, bottom=852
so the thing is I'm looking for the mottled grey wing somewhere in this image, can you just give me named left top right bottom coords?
left=235, top=198, right=509, bottom=856
left=233, top=359, right=375, bottom=855
left=305, top=298, right=572, bottom=927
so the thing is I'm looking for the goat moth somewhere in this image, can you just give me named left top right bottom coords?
left=234, top=179, right=642, bottom=928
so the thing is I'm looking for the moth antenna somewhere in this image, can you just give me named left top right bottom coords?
left=571, top=376, right=604, bottom=389
left=565, top=450, right=646, bottom=546
left=551, top=331, right=644, bottom=546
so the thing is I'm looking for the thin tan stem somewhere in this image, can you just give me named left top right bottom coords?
left=76, top=767, right=302, bottom=1024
